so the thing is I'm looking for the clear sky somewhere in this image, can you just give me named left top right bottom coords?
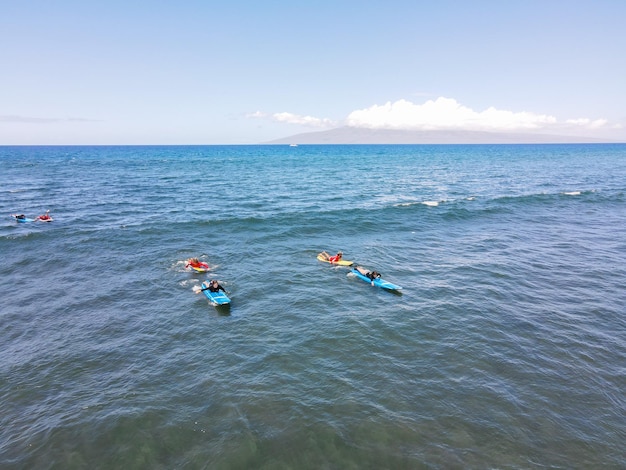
left=2, top=0, right=625, bottom=144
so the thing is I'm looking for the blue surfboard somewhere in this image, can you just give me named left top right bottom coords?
left=349, top=268, right=402, bottom=291
left=12, top=215, right=35, bottom=223
left=201, top=281, right=231, bottom=305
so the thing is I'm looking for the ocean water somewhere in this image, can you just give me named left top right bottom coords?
left=1, top=144, right=625, bottom=469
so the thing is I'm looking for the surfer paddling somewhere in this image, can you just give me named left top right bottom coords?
left=319, top=251, right=343, bottom=263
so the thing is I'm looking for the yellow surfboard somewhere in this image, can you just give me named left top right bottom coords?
left=317, top=254, right=354, bottom=266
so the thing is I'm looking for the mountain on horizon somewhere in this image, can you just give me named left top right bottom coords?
left=265, top=126, right=614, bottom=145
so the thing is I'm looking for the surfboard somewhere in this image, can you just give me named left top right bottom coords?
left=12, top=215, right=35, bottom=223
left=349, top=268, right=402, bottom=291
left=200, top=281, right=231, bottom=305
left=317, top=254, right=354, bottom=266
left=190, top=264, right=209, bottom=273
left=187, top=260, right=210, bottom=272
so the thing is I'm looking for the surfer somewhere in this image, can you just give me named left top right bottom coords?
left=36, top=210, right=52, bottom=221
left=203, top=280, right=225, bottom=293
left=186, top=258, right=209, bottom=270
left=319, top=251, right=343, bottom=263
left=355, top=266, right=381, bottom=285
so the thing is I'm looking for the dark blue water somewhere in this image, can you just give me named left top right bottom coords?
left=1, top=144, right=625, bottom=468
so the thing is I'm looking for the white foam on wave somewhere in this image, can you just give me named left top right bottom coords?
left=395, top=202, right=417, bottom=207
left=394, top=200, right=442, bottom=207
left=563, top=191, right=581, bottom=196
left=170, top=260, right=187, bottom=272
left=180, top=279, right=200, bottom=288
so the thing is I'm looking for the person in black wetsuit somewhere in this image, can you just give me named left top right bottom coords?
left=354, top=266, right=381, bottom=285
left=203, top=280, right=225, bottom=293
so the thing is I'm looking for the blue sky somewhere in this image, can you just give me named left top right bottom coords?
left=2, top=0, right=625, bottom=144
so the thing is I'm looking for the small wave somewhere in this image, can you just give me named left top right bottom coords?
left=492, top=189, right=597, bottom=206
left=395, top=202, right=418, bottom=207
left=562, top=190, right=596, bottom=196
left=394, top=200, right=443, bottom=208
left=1, top=231, right=35, bottom=240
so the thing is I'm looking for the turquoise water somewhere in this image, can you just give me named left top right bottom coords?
left=1, top=144, right=625, bottom=468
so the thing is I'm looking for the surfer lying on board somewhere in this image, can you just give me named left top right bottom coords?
left=186, top=258, right=209, bottom=270
left=319, top=251, right=343, bottom=263
left=35, top=210, right=52, bottom=221
left=355, top=266, right=382, bottom=285
left=13, top=214, right=26, bottom=220
left=202, top=280, right=225, bottom=293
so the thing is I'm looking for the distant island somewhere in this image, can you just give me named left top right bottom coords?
left=266, top=127, right=616, bottom=145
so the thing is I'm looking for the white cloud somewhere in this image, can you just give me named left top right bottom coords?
left=246, top=111, right=267, bottom=119
left=249, top=97, right=615, bottom=135
left=566, top=118, right=608, bottom=129
left=271, top=112, right=336, bottom=128
left=346, top=97, right=557, bottom=131
left=247, top=110, right=336, bottom=128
